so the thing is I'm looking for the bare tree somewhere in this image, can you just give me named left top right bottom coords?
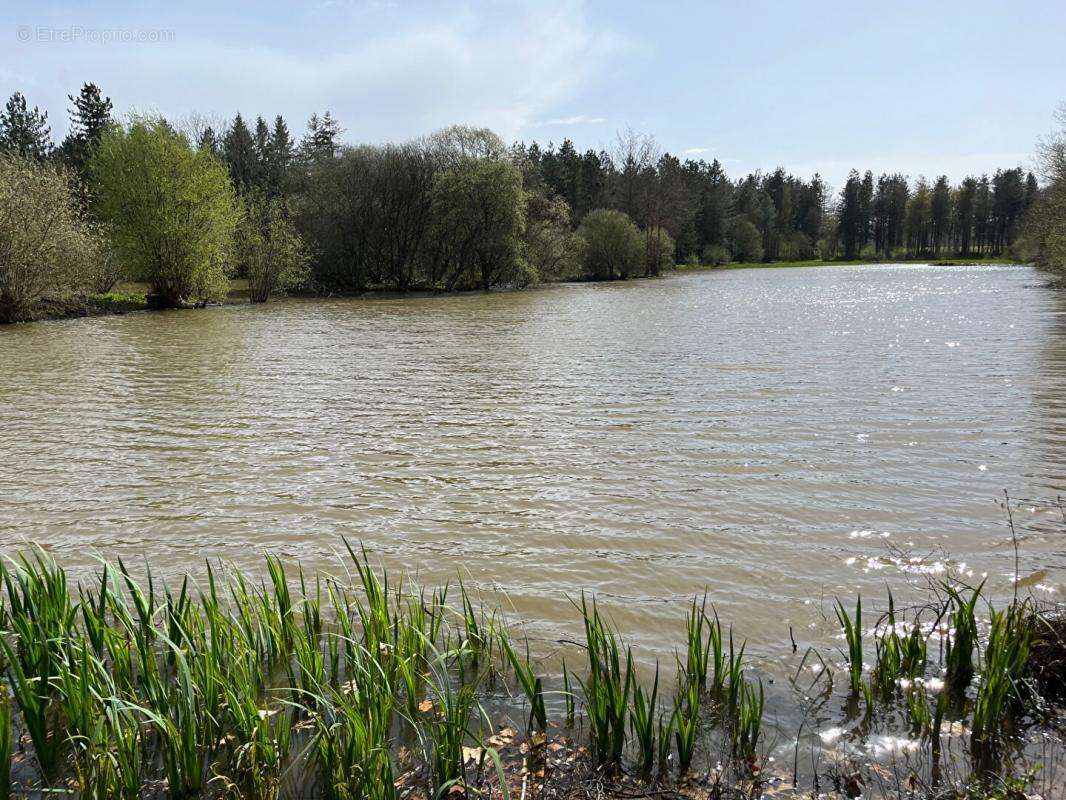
left=424, top=125, right=507, bottom=169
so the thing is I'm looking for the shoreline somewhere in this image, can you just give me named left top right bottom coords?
left=5, top=257, right=1033, bottom=328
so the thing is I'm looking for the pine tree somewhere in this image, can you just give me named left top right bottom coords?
left=60, top=82, right=113, bottom=172
left=1025, top=171, right=1039, bottom=209
left=253, top=115, right=270, bottom=188
left=930, top=175, right=952, bottom=256
left=264, top=115, right=294, bottom=196
left=954, top=177, right=977, bottom=256
left=223, top=112, right=256, bottom=192
left=0, top=91, right=53, bottom=159
left=838, top=170, right=863, bottom=259
left=300, top=111, right=341, bottom=162
left=198, top=127, right=222, bottom=159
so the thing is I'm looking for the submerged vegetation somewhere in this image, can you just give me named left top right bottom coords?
left=1, top=82, right=1062, bottom=323
left=0, top=544, right=1059, bottom=799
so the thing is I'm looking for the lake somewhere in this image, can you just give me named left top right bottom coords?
left=1, top=263, right=1063, bottom=669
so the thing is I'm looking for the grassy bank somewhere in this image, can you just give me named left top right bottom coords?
left=0, top=545, right=1061, bottom=799
left=676, top=256, right=1026, bottom=273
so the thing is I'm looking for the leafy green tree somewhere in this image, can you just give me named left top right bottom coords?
left=89, top=117, right=239, bottom=308
left=294, top=145, right=373, bottom=291
left=523, top=189, right=581, bottom=281
left=430, top=158, right=527, bottom=290
left=0, top=154, right=103, bottom=322
left=577, top=208, right=643, bottom=280
left=236, top=194, right=310, bottom=302
left=0, top=92, right=52, bottom=160
left=59, top=83, right=113, bottom=173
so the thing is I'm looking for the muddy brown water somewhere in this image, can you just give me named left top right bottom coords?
left=1, top=263, right=1063, bottom=671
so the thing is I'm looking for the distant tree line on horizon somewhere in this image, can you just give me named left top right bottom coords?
left=1, top=83, right=1064, bottom=323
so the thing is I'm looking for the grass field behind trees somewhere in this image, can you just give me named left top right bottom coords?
left=1, top=83, right=1064, bottom=323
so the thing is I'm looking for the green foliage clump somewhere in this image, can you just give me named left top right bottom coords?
left=0, top=154, right=105, bottom=323
left=729, top=217, right=764, bottom=263
left=644, top=226, right=675, bottom=276
left=431, top=157, right=528, bottom=290
left=577, top=208, right=644, bottom=280
left=702, top=244, right=731, bottom=266
left=89, top=116, right=240, bottom=308
left=235, top=194, right=311, bottom=302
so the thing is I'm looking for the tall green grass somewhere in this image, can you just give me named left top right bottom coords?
left=575, top=594, right=632, bottom=767
left=0, top=546, right=1049, bottom=796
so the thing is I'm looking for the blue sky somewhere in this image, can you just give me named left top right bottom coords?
left=3, top=0, right=1065, bottom=187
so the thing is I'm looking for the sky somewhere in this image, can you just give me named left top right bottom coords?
left=2, top=0, right=1065, bottom=189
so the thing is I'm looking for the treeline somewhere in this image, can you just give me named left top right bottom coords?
left=1, top=82, right=1062, bottom=323
left=522, top=139, right=1040, bottom=264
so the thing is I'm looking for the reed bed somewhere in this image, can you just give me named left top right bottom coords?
left=0, top=545, right=1058, bottom=799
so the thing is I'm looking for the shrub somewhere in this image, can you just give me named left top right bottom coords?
left=702, top=244, right=731, bottom=266
left=783, top=231, right=817, bottom=261
left=644, top=226, right=675, bottom=276
left=729, top=217, right=763, bottom=263
left=236, top=195, right=311, bottom=303
left=89, top=116, right=239, bottom=308
left=0, top=154, right=102, bottom=323
left=577, top=208, right=643, bottom=280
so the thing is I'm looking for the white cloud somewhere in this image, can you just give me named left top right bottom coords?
left=537, top=114, right=607, bottom=126
left=681, top=146, right=713, bottom=155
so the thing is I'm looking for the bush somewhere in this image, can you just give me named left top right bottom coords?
left=89, top=117, right=239, bottom=308
left=783, top=231, right=817, bottom=261
left=236, top=195, right=311, bottom=303
left=644, top=226, right=675, bottom=276
left=729, top=217, right=763, bottom=263
left=701, top=244, right=730, bottom=266
left=577, top=208, right=643, bottom=280
left=0, top=154, right=102, bottom=323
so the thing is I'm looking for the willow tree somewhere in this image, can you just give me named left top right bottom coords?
left=89, top=117, right=239, bottom=308
left=577, top=208, right=643, bottom=280
left=430, top=158, right=528, bottom=290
